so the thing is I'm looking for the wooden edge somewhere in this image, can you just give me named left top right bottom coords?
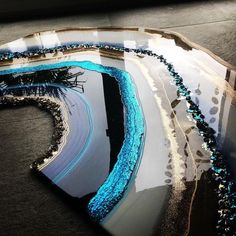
left=144, top=28, right=236, bottom=71
left=1, top=26, right=235, bottom=71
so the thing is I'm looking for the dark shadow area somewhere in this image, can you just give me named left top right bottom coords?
left=102, top=73, right=124, bottom=172
left=0, top=0, right=219, bottom=22
left=188, top=171, right=218, bottom=236
left=0, top=106, right=110, bottom=235
left=31, top=171, right=110, bottom=236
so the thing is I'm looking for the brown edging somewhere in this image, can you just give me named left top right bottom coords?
left=0, top=27, right=235, bottom=71
left=144, top=28, right=236, bottom=71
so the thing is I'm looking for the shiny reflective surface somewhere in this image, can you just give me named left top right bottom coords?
left=0, top=28, right=235, bottom=235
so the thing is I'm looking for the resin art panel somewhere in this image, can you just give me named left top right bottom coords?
left=0, top=28, right=235, bottom=236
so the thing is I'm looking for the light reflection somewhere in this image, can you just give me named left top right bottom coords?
left=0, top=28, right=235, bottom=236
left=39, top=31, right=61, bottom=48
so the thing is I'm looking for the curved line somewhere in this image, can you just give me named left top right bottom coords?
left=158, top=78, right=198, bottom=236
left=53, top=90, right=94, bottom=183
left=0, top=40, right=235, bottom=232
left=0, top=82, right=94, bottom=182
left=144, top=28, right=236, bottom=71
left=0, top=61, right=145, bottom=222
left=0, top=27, right=235, bottom=70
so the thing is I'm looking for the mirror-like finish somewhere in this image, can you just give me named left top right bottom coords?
left=0, top=28, right=235, bottom=236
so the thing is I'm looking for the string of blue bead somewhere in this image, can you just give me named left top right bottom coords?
left=0, top=43, right=235, bottom=234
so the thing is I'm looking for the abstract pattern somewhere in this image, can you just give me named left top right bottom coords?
left=0, top=28, right=235, bottom=235
left=0, top=61, right=145, bottom=222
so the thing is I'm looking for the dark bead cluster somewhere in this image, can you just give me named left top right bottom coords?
left=0, top=96, right=65, bottom=169
left=0, top=43, right=235, bottom=234
left=162, top=60, right=236, bottom=235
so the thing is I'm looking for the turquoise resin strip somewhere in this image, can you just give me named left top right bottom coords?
left=84, top=62, right=145, bottom=221
left=0, top=60, right=145, bottom=222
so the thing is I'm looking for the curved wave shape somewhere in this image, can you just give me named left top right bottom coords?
left=0, top=60, right=145, bottom=222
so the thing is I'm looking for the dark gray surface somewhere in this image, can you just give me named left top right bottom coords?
left=0, top=106, right=105, bottom=235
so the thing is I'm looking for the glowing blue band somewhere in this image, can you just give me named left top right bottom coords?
left=0, top=60, right=145, bottom=222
